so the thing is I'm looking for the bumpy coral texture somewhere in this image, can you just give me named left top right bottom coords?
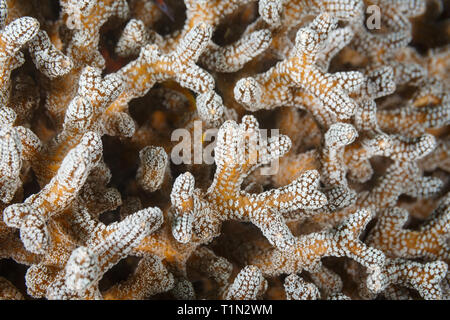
left=0, top=0, right=449, bottom=300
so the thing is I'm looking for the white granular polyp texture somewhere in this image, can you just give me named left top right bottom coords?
left=0, top=0, right=448, bottom=300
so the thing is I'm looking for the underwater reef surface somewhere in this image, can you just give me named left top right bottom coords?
left=0, top=0, right=449, bottom=300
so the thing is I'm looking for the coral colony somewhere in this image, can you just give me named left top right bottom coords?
left=0, top=0, right=448, bottom=301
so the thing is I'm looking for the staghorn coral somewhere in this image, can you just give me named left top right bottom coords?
left=234, top=13, right=365, bottom=122
left=0, top=0, right=448, bottom=301
left=170, top=115, right=327, bottom=250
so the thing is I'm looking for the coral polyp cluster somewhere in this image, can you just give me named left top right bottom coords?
left=0, top=0, right=449, bottom=300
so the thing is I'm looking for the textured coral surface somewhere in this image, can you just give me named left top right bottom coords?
left=0, top=0, right=449, bottom=300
